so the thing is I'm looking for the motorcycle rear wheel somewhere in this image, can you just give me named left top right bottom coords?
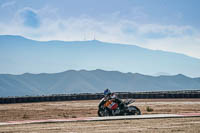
left=98, top=108, right=111, bottom=117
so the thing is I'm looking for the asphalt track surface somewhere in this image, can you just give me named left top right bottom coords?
left=1, top=113, right=200, bottom=126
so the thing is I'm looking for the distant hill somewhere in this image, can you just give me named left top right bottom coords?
left=0, top=35, right=200, bottom=77
left=0, top=69, right=200, bottom=97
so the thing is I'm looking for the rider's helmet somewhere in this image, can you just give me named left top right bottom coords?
left=104, top=88, right=111, bottom=96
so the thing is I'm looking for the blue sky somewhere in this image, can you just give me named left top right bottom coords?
left=0, top=0, right=200, bottom=58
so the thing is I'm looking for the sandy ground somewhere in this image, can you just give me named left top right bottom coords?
left=0, top=99, right=200, bottom=132
left=1, top=117, right=200, bottom=133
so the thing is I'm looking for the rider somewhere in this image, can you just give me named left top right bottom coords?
left=103, top=88, right=123, bottom=115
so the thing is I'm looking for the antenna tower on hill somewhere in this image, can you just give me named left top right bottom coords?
left=93, top=34, right=96, bottom=40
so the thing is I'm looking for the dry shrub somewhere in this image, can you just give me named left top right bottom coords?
left=146, top=106, right=154, bottom=112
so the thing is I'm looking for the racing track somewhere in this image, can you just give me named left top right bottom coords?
left=1, top=113, right=200, bottom=126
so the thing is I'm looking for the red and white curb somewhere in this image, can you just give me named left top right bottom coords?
left=0, top=113, right=200, bottom=126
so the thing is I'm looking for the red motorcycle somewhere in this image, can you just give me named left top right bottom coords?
left=98, top=98, right=141, bottom=116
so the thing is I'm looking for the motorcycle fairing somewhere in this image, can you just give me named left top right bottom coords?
left=104, top=100, right=118, bottom=110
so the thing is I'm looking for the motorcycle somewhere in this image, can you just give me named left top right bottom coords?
left=98, top=98, right=141, bottom=117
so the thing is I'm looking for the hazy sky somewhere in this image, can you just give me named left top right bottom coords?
left=0, top=0, right=200, bottom=58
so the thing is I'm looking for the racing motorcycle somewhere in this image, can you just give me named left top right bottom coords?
left=98, top=97, right=141, bottom=117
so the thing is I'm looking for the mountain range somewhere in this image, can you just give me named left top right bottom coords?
left=0, top=35, right=200, bottom=77
left=0, top=69, right=200, bottom=97
left=1, top=35, right=200, bottom=97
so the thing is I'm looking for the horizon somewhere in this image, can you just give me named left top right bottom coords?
left=0, top=68, right=195, bottom=79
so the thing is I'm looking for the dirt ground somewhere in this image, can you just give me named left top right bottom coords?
left=0, top=99, right=200, bottom=132
left=1, top=117, right=200, bottom=133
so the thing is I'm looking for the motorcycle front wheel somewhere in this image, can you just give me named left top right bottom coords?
left=128, top=106, right=141, bottom=115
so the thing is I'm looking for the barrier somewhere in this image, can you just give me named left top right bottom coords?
left=0, top=90, right=200, bottom=104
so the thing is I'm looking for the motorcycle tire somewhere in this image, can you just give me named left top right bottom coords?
left=98, top=108, right=111, bottom=117
left=128, top=106, right=141, bottom=115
